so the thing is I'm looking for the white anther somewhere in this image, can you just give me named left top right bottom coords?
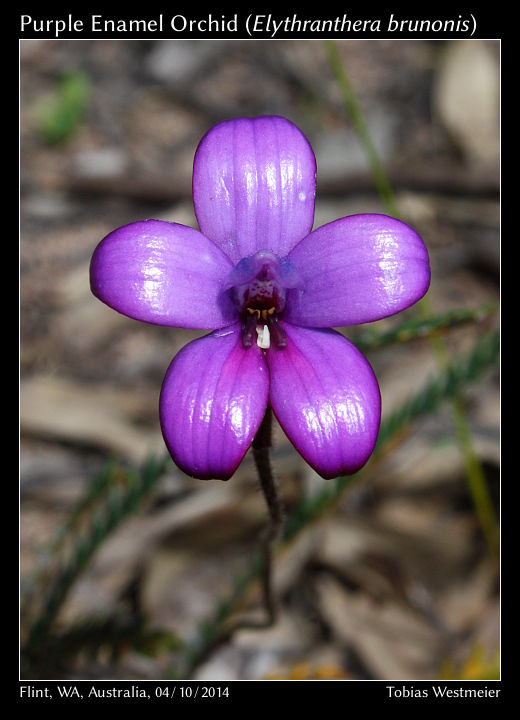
left=256, top=324, right=271, bottom=349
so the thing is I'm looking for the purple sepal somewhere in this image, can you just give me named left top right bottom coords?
left=193, top=116, right=316, bottom=264
left=90, top=219, right=236, bottom=329
left=160, top=324, right=269, bottom=480
left=285, top=214, right=431, bottom=327
left=267, top=322, right=381, bottom=478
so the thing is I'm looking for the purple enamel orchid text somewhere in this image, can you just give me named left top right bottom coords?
left=90, top=116, right=431, bottom=480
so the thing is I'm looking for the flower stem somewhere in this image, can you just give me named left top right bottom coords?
left=251, top=405, right=284, bottom=626
left=168, top=410, right=286, bottom=677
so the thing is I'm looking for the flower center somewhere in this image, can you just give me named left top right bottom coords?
left=223, top=251, right=302, bottom=349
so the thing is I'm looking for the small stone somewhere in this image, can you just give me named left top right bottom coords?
left=71, top=147, right=128, bottom=180
left=145, top=41, right=223, bottom=86
left=434, top=41, right=499, bottom=166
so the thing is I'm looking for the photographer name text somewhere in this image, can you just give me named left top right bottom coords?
left=386, top=685, right=500, bottom=699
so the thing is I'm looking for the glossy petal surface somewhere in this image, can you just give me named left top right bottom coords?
left=285, top=214, right=430, bottom=327
left=193, top=116, right=316, bottom=264
left=160, top=324, right=269, bottom=480
left=267, top=323, right=381, bottom=478
left=90, top=219, right=236, bottom=329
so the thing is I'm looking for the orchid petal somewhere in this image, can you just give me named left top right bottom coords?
left=90, top=219, right=236, bottom=329
left=193, top=116, right=316, bottom=264
left=285, top=214, right=430, bottom=327
left=160, top=324, right=269, bottom=480
left=267, top=323, right=381, bottom=478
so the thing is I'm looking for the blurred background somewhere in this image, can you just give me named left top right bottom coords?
left=20, top=39, right=499, bottom=680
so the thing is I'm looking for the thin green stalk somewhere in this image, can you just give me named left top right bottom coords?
left=452, top=395, right=499, bottom=554
left=324, top=40, right=499, bottom=557
left=324, top=40, right=400, bottom=218
left=419, top=298, right=499, bottom=555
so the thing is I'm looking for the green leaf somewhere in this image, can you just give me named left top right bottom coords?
left=22, top=614, right=182, bottom=676
left=36, top=70, right=90, bottom=144
left=351, top=303, right=499, bottom=353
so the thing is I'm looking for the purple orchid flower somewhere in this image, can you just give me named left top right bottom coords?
left=90, top=116, right=430, bottom=481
